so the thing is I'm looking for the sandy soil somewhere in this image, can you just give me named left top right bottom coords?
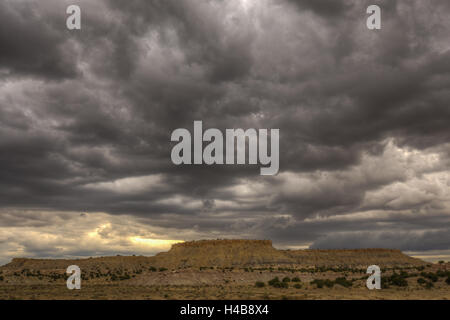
left=0, top=268, right=449, bottom=300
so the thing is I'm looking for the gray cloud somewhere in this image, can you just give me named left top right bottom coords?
left=0, top=0, right=79, bottom=79
left=0, top=0, right=449, bottom=261
left=287, top=0, right=353, bottom=18
left=311, top=229, right=450, bottom=251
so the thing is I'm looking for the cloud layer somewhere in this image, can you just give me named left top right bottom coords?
left=0, top=0, right=449, bottom=263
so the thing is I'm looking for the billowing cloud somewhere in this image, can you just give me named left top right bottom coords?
left=0, top=0, right=449, bottom=263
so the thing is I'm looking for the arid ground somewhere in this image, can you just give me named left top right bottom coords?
left=1, top=240, right=449, bottom=300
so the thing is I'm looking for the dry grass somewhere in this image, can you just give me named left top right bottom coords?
left=0, top=264, right=449, bottom=300
left=0, top=240, right=447, bottom=300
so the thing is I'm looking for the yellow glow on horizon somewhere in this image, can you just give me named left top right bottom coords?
left=130, top=237, right=183, bottom=247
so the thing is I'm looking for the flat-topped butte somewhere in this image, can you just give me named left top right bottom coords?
left=2, top=239, right=426, bottom=270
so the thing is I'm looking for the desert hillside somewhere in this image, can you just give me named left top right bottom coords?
left=151, top=240, right=425, bottom=268
left=1, top=239, right=426, bottom=271
left=2, top=239, right=448, bottom=300
left=283, top=248, right=424, bottom=267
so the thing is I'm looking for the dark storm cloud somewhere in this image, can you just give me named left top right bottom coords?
left=250, top=208, right=450, bottom=251
left=107, top=0, right=254, bottom=83
left=0, top=0, right=78, bottom=79
left=0, top=0, right=449, bottom=256
left=311, top=229, right=450, bottom=251
left=287, top=0, right=353, bottom=18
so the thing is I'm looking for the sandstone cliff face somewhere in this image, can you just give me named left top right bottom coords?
left=283, top=248, right=425, bottom=267
left=1, top=239, right=427, bottom=271
left=152, top=239, right=293, bottom=268
left=2, top=255, right=155, bottom=271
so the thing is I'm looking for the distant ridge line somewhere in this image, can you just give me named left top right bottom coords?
left=2, top=239, right=427, bottom=270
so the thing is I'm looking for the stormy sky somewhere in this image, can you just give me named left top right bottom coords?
left=0, top=0, right=449, bottom=264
